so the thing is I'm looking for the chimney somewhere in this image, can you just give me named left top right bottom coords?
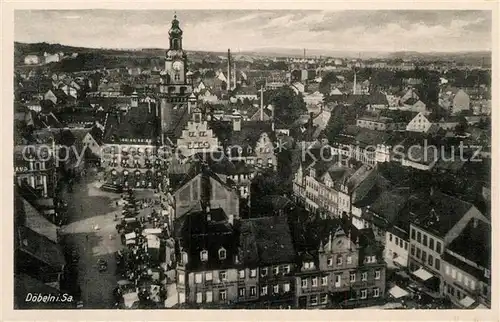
left=260, top=86, right=264, bottom=121
left=353, top=69, right=357, bottom=95
left=233, top=61, right=237, bottom=89
left=227, top=49, right=231, bottom=91
left=328, top=231, right=333, bottom=251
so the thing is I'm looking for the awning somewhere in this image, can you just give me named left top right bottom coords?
left=122, top=292, right=139, bottom=308
left=125, top=232, right=136, bottom=240
left=459, top=296, right=475, bottom=308
left=393, top=255, right=408, bottom=267
left=147, top=235, right=161, bottom=248
left=412, top=267, right=433, bottom=281
left=475, top=303, right=488, bottom=309
left=143, top=228, right=162, bottom=236
left=389, top=285, right=410, bottom=299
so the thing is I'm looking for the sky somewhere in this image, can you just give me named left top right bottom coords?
left=14, top=10, right=492, bottom=53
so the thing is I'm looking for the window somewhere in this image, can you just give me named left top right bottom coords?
left=321, top=276, right=328, bottom=286
left=457, top=272, right=463, bottom=283
left=220, top=289, right=227, bottom=301
left=395, top=236, right=399, bottom=245
left=301, top=279, right=308, bottom=288
left=347, top=256, right=352, bottom=264
left=423, top=235, right=428, bottom=247
left=178, top=273, right=185, bottom=284
left=320, top=294, right=328, bottom=304
left=416, top=248, right=421, bottom=259
left=428, top=254, right=434, bottom=266
left=446, top=265, right=451, bottom=276
left=195, top=273, right=202, bottom=284
left=429, top=238, right=434, bottom=250
left=436, top=241, right=442, bottom=253
left=361, top=289, right=367, bottom=299
left=250, top=286, right=256, bottom=296
left=350, top=272, right=356, bottom=283
left=362, top=272, right=367, bottom=281
left=238, top=287, right=245, bottom=297
left=205, top=272, right=212, bottom=281
left=327, top=258, right=333, bottom=266
left=206, top=291, right=213, bottom=302
left=239, top=270, right=245, bottom=279
left=399, top=239, right=403, bottom=248
left=452, top=269, right=457, bottom=279
left=389, top=233, right=393, bottom=242
left=273, top=284, right=279, bottom=294
left=196, top=292, right=202, bottom=303
left=200, top=250, right=208, bottom=261
left=404, top=242, right=408, bottom=250
left=220, top=271, right=227, bottom=281
left=284, top=283, right=290, bottom=292
left=273, top=266, right=279, bottom=275
left=373, top=288, right=380, bottom=298
left=312, top=277, right=318, bottom=287
left=283, top=265, right=290, bottom=274
left=417, top=232, right=421, bottom=243
left=250, top=269, right=257, bottom=278
left=261, top=268, right=268, bottom=277
left=218, top=248, right=226, bottom=260
left=470, top=280, right=476, bottom=290
left=261, top=286, right=268, bottom=296
left=375, top=270, right=381, bottom=280
left=411, top=245, right=415, bottom=256
left=411, top=228, right=416, bottom=240
left=422, top=251, right=427, bottom=262
left=336, top=255, right=343, bottom=266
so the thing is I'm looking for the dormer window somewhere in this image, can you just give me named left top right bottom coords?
left=182, top=251, right=188, bottom=264
left=218, top=248, right=226, bottom=260
left=200, top=250, right=208, bottom=261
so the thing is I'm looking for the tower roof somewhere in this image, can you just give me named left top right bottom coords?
left=169, top=14, right=183, bottom=37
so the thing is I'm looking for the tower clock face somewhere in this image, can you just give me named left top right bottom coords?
left=173, top=61, right=183, bottom=71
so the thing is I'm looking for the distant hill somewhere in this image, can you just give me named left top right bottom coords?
left=15, top=42, right=491, bottom=69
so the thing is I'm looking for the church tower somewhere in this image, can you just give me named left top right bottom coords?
left=159, top=14, right=195, bottom=145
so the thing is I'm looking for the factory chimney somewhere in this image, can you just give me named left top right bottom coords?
left=227, top=49, right=231, bottom=91
left=353, top=69, right=357, bottom=95
left=233, top=61, right=237, bottom=89
left=260, top=86, right=264, bottom=121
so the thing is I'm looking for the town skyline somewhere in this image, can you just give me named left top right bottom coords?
left=15, top=10, right=492, bottom=53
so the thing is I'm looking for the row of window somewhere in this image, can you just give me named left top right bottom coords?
left=444, top=265, right=476, bottom=290
left=190, top=265, right=293, bottom=285
left=301, top=270, right=381, bottom=288
left=389, top=233, right=409, bottom=250
left=411, top=228, right=442, bottom=253
left=187, top=142, right=212, bottom=149
left=410, top=245, right=441, bottom=270
left=188, top=131, right=208, bottom=137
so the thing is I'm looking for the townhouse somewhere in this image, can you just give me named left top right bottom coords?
left=440, top=218, right=491, bottom=308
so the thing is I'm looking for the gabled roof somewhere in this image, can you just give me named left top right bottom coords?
left=407, top=190, right=476, bottom=237
left=445, top=218, right=490, bottom=277
left=16, top=226, right=65, bottom=270
left=174, top=208, right=238, bottom=272
left=209, top=120, right=275, bottom=150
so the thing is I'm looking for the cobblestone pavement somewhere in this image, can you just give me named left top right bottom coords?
left=60, top=172, right=122, bottom=309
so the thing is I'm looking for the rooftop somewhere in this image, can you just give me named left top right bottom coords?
left=239, top=216, right=295, bottom=266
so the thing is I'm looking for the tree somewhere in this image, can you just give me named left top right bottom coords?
left=264, top=87, right=307, bottom=128
left=455, top=116, right=468, bottom=135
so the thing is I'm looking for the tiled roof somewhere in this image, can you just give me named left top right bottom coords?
left=444, top=218, right=490, bottom=280
left=16, top=226, right=65, bottom=270
left=209, top=120, right=275, bottom=150
left=175, top=208, right=238, bottom=272
left=239, top=216, right=295, bottom=266
left=104, top=105, right=159, bottom=143
left=407, top=190, right=475, bottom=237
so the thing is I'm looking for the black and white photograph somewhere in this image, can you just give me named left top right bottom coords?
left=9, top=6, right=494, bottom=313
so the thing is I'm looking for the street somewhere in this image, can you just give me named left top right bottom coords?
left=60, top=170, right=123, bottom=309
